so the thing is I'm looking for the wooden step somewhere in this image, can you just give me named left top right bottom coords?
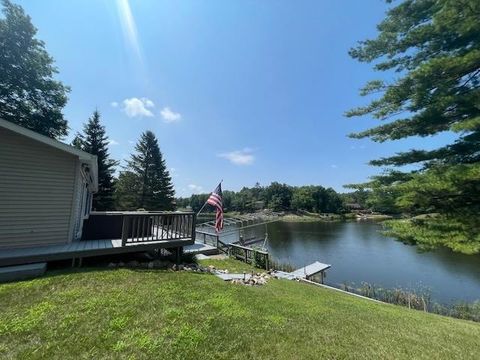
left=0, top=262, right=47, bottom=283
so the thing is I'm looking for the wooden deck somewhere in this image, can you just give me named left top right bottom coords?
left=0, top=211, right=197, bottom=267
left=0, top=237, right=193, bottom=267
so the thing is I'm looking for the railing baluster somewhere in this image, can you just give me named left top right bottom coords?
left=178, top=215, right=182, bottom=239
left=160, top=214, right=164, bottom=240
left=121, top=215, right=129, bottom=246
left=136, top=216, right=140, bottom=242
left=167, top=214, right=172, bottom=239
left=119, top=212, right=194, bottom=246
left=179, top=215, right=183, bottom=239
left=178, top=216, right=182, bottom=238
left=192, top=213, right=196, bottom=242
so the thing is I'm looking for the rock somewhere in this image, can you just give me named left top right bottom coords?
left=107, top=262, right=116, bottom=268
left=257, top=278, right=267, bottom=285
left=118, top=262, right=125, bottom=267
left=224, top=269, right=229, bottom=274
left=178, top=264, right=184, bottom=271
left=127, top=260, right=139, bottom=268
left=147, top=262, right=154, bottom=269
left=171, top=264, right=177, bottom=271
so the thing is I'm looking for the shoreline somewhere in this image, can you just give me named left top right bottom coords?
left=280, top=213, right=393, bottom=223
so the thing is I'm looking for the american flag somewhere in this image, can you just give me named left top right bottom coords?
left=207, top=183, right=223, bottom=233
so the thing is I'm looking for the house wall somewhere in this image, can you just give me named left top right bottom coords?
left=0, top=127, right=77, bottom=248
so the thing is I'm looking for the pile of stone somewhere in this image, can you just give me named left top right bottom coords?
left=230, top=272, right=273, bottom=286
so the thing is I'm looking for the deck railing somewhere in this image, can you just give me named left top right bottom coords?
left=195, top=229, right=270, bottom=269
left=121, top=212, right=196, bottom=246
left=229, top=243, right=269, bottom=269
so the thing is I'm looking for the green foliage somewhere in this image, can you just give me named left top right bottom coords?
left=340, top=188, right=371, bottom=209
left=178, top=182, right=345, bottom=214
left=264, top=182, right=292, bottom=211
left=291, top=186, right=344, bottom=213
left=0, top=0, right=70, bottom=139
left=384, top=215, right=480, bottom=254
left=113, top=171, right=141, bottom=210
left=72, top=110, right=118, bottom=210
left=347, top=0, right=480, bottom=252
left=114, top=131, right=175, bottom=211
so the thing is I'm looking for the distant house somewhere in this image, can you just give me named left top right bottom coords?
left=345, top=203, right=364, bottom=212
left=0, top=119, right=98, bottom=249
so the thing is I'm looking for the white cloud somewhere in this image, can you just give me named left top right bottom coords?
left=188, top=184, right=204, bottom=194
left=170, top=167, right=179, bottom=178
left=218, top=148, right=255, bottom=165
left=330, top=164, right=338, bottom=169
left=128, top=140, right=135, bottom=144
left=108, top=139, right=119, bottom=146
left=121, top=97, right=154, bottom=117
left=111, top=101, right=119, bottom=108
left=160, top=107, right=182, bottom=123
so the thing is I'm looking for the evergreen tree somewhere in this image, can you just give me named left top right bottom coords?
left=115, top=131, right=175, bottom=211
left=0, top=0, right=69, bottom=139
left=74, top=110, right=118, bottom=210
left=347, top=0, right=480, bottom=253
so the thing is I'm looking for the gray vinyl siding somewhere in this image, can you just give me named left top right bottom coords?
left=0, top=127, right=77, bottom=248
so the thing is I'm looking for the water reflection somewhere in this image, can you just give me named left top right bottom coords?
left=258, top=221, right=480, bottom=304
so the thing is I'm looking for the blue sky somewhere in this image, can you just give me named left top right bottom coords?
left=16, top=0, right=452, bottom=196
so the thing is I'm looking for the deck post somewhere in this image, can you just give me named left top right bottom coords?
left=121, top=215, right=130, bottom=246
left=191, top=213, right=197, bottom=243
left=175, top=246, right=183, bottom=265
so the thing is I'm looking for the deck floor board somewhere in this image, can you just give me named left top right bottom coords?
left=0, top=237, right=194, bottom=267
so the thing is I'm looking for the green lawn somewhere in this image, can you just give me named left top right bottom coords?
left=1, top=259, right=479, bottom=359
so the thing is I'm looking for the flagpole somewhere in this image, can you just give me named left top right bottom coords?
left=196, top=180, right=223, bottom=217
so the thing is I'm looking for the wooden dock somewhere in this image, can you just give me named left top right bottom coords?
left=290, top=261, right=331, bottom=280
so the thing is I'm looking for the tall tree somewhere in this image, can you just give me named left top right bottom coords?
left=347, top=0, right=480, bottom=253
left=115, top=131, right=175, bottom=211
left=0, top=0, right=69, bottom=138
left=264, top=182, right=293, bottom=212
left=73, top=110, right=118, bottom=210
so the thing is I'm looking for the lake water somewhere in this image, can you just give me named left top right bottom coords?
left=238, top=220, right=480, bottom=304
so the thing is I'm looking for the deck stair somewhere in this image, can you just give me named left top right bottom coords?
left=0, top=263, right=47, bottom=283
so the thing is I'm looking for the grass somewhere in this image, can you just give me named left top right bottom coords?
left=0, top=259, right=479, bottom=359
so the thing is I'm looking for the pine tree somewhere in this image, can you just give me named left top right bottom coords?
left=0, top=0, right=70, bottom=139
left=347, top=0, right=480, bottom=253
left=74, top=110, right=118, bottom=210
left=115, top=131, right=175, bottom=211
